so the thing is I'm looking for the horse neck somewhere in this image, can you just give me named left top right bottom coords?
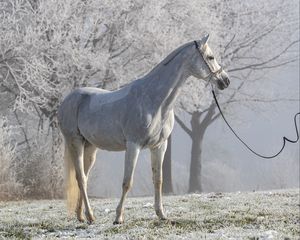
left=141, top=50, right=191, bottom=114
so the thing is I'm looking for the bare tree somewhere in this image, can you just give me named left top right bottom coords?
left=0, top=0, right=144, bottom=197
left=174, top=0, right=299, bottom=192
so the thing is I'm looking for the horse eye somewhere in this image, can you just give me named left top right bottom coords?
left=208, top=56, right=214, bottom=60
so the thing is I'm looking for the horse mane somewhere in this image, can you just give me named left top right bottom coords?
left=162, top=41, right=194, bottom=65
left=144, top=41, right=194, bottom=77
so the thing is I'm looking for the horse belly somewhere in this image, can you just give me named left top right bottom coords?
left=91, top=135, right=126, bottom=151
left=81, top=124, right=126, bottom=151
left=78, top=111, right=126, bottom=151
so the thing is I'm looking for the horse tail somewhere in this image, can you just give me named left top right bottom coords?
left=58, top=89, right=87, bottom=216
left=64, top=143, right=79, bottom=216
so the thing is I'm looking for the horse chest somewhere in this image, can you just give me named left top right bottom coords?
left=136, top=110, right=174, bottom=148
left=145, top=123, right=171, bottom=148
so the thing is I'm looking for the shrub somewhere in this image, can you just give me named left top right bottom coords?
left=0, top=119, right=25, bottom=200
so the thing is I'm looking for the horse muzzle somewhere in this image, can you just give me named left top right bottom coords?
left=218, top=78, right=230, bottom=90
left=216, top=75, right=230, bottom=90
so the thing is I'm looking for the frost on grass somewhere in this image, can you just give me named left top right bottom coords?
left=0, top=189, right=299, bottom=239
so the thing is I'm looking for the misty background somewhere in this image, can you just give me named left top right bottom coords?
left=0, top=0, right=299, bottom=200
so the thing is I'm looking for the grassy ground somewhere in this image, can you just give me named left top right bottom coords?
left=0, top=189, right=299, bottom=239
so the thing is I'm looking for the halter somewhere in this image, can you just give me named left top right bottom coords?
left=194, top=41, right=223, bottom=80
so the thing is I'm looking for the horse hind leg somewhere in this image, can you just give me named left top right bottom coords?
left=66, top=137, right=95, bottom=224
left=76, top=142, right=97, bottom=222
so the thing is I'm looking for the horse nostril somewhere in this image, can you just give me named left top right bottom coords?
left=225, top=78, right=230, bottom=86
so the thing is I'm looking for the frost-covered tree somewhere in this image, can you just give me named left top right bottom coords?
left=1, top=0, right=92, bottom=197
left=0, top=0, right=142, bottom=197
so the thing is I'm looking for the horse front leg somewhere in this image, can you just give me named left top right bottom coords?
left=114, top=142, right=140, bottom=224
left=150, top=140, right=168, bottom=220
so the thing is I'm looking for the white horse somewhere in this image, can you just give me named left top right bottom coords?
left=58, top=34, right=229, bottom=224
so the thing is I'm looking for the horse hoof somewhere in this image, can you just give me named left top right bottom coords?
left=113, top=219, right=124, bottom=225
left=86, top=215, right=96, bottom=224
left=87, top=219, right=95, bottom=225
left=77, top=217, right=85, bottom=223
left=76, top=208, right=85, bottom=222
left=156, top=210, right=167, bottom=220
left=159, top=215, right=167, bottom=221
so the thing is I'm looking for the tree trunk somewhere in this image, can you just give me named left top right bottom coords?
left=162, top=135, right=174, bottom=194
left=188, top=106, right=216, bottom=193
left=50, top=125, right=64, bottom=198
left=188, top=113, right=204, bottom=193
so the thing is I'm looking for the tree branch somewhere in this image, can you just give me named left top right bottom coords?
left=174, top=114, right=192, bottom=137
left=211, top=112, right=221, bottom=123
left=210, top=89, right=299, bottom=123
left=223, top=34, right=236, bottom=54
left=228, top=40, right=299, bottom=72
left=14, top=111, right=31, bottom=150
left=227, top=98, right=299, bottom=104
left=179, top=102, right=193, bottom=115
left=110, top=42, right=133, bottom=59
left=224, top=26, right=276, bottom=59
left=249, top=58, right=299, bottom=70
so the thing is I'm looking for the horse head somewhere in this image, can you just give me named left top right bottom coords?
left=189, top=34, right=230, bottom=90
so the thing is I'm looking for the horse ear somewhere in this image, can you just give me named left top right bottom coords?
left=202, top=34, right=210, bottom=45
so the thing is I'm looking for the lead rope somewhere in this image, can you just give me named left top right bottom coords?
left=212, top=90, right=300, bottom=159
